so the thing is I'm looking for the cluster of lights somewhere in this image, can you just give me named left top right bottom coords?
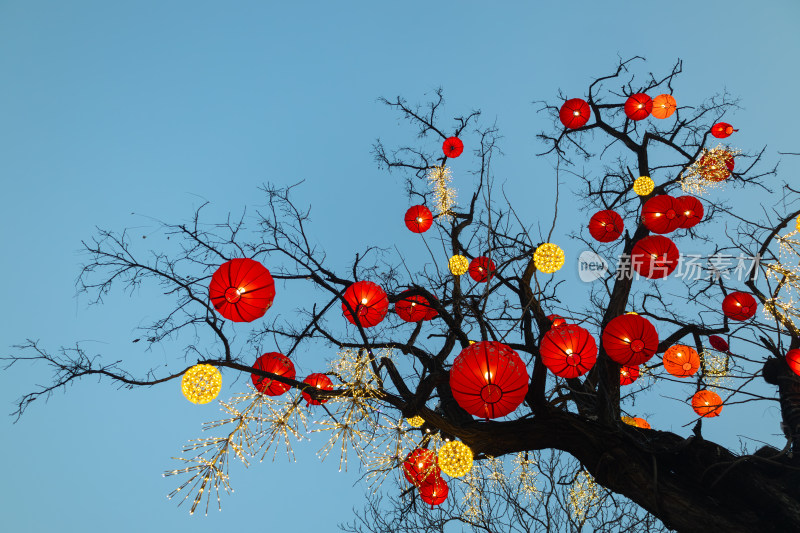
left=633, top=176, right=655, bottom=196
left=181, top=364, right=222, bottom=404
left=449, top=254, right=470, bottom=276
left=406, top=415, right=424, bottom=427
left=534, top=243, right=565, bottom=274
left=680, top=145, right=740, bottom=195
left=438, top=440, right=474, bottom=477
left=427, top=165, right=456, bottom=220
left=700, top=350, right=730, bottom=387
left=569, top=470, right=600, bottom=521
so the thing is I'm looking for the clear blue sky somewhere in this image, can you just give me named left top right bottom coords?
left=2, top=1, right=799, bottom=531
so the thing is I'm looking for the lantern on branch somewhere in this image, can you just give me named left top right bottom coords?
left=622, top=416, right=651, bottom=429
left=559, top=98, right=591, bottom=129
left=342, top=281, right=389, bottom=327
left=540, top=324, right=598, bottom=378
left=663, top=344, right=700, bottom=378
left=630, top=235, right=680, bottom=279
left=624, top=93, right=653, bottom=121
left=395, top=292, right=438, bottom=322
left=449, top=341, right=530, bottom=419
left=642, top=195, right=686, bottom=234
left=651, top=94, right=676, bottom=119
left=449, top=254, right=469, bottom=276
left=251, top=352, right=296, bottom=396
left=692, top=390, right=723, bottom=418
left=620, top=365, right=640, bottom=386
left=602, top=314, right=659, bottom=366
left=588, top=210, right=624, bottom=242
left=468, top=256, right=496, bottom=283
left=181, top=364, right=222, bottom=404
left=786, top=349, right=800, bottom=377
left=676, top=195, right=704, bottom=229
left=442, top=137, right=464, bottom=158
left=547, top=314, right=567, bottom=328
left=403, top=448, right=440, bottom=486
left=419, top=476, right=449, bottom=507
left=722, top=292, right=757, bottom=321
left=633, top=176, right=655, bottom=196
left=209, top=258, right=275, bottom=322
left=534, top=243, right=565, bottom=274
left=301, top=373, right=333, bottom=405
left=711, top=122, right=737, bottom=138
left=404, top=205, right=434, bottom=233
left=438, top=441, right=473, bottom=478
left=708, top=335, right=729, bottom=352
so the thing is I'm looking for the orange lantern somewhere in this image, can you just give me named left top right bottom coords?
left=692, top=390, right=723, bottom=418
left=663, top=344, right=700, bottom=378
left=651, top=94, right=676, bottom=119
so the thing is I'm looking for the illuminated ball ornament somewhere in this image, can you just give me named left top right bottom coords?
left=403, top=448, right=440, bottom=486
left=651, top=94, right=676, bottom=119
left=711, top=122, right=737, bottom=139
left=419, top=476, right=448, bottom=508
left=663, top=344, right=700, bottom=378
left=624, top=93, right=653, bottom=121
left=620, top=365, right=640, bottom=386
left=438, top=441, right=474, bottom=478
left=342, top=281, right=389, bottom=327
left=722, top=292, right=757, bottom=321
left=534, top=243, right=565, bottom=274
left=209, top=258, right=275, bottom=322
left=442, top=136, right=464, bottom=158
left=301, top=373, right=333, bottom=405
left=406, top=415, right=425, bottom=428
left=449, top=254, right=469, bottom=276
left=559, top=98, right=591, bottom=129
left=796, top=215, right=800, bottom=233
left=633, top=176, right=655, bottom=196
left=692, top=390, right=723, bottom=418
left=588, top=210, right=624, bottom=243
left=786, top=349, right=800, bottom=377
left=468, top=256, right=496, bottom=283
left=181, top=364, right=222, bottom=404
left=602, top=314, right=659, bottom=366
left=404, top=205, right=434, bottom=233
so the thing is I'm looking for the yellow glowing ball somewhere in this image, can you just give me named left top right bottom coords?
left=626, top=311, right=639, bottom=315
left=534, top=243, right=565, bottom=274
left=438, top=440, right=473, bottom=478
left=182, top=364, right=222, bottom=404
left=406, top=415, right=424, bottom=428
left=449, top=254, right=469, bottom=276
left=633, top=176, right=655, bottom=196
left=796, top=215, right=800, bottom=233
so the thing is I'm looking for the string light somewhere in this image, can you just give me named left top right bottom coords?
left=701, top=350, right=730, bottom=387
left=534, top=243, right=565, bottom=274
left=680, top=145, right=741, bottom=195
left=438, top=440, right=474, bottom=477
left=181, top=364, right=222, bottom=404
left=427, top=165, right=456, bottom=220
left=569, top=470, right=599, bottom=522
left=448, top=254, right=469, bottom=276
left=633, top=176, right=655, bottom=196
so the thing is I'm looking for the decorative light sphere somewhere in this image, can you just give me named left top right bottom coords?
left=438, top=441, right=474, bottom=478
left=534, top=243, right=565, bottom=274
left=633, top=176, right=655, bottom=196
left=449, top=254, right=469, bottom=276
left=182, top=364, right=222, bottom=404
left=406, top=415, right=425, bottom=428
left=796, top=215, right=800, bottom=233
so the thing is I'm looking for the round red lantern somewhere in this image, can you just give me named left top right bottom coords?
left=396, top=292, right=437, bottom=322
left=663, top=344, right=700, bottom=378
left=722, top=292, right=757, bottom=321
left=692, top=390, right=723, bottom=418
left=468, top=256, right=496, bottom=283
left=602, top=314, right=659, bottom=366
left=708, top=335, right=729, bottom=352
left=588, top=210, right=624, bottom=242
left=559, top=98, right=591, bottom=129
left=342, top=281, right=389, bottom=328
left=620, top=365, right=640, bottom=386
left=302, top=373, right=333, bottom=405
left=642, top=195, right=686, bottom=234
left=539, top=324, right=597, bottom=378
left=209, top=258, right=275, bottom=322
left=630, top=236, right=679, bottom=279
left=403, top=448, right=440, bottom=486
left=251, top=352, right=296, bottom=396
left=698, top=151, right=735, bottom=182
left=676, top=196, right=704, bottom=229
left=624, top=93, right=653, bottom=121
left=547, top=314, right=567, bottom=328
left=449, top=341, right=530, bottom=419
left=419, top=476, right=448, bottom=507
left=786, top=349, right=800, bottom=377
left=404, top=205, right=434, bottom=233
left=711, top=122, right=737, bottom=139
left=443, top=137, right=464, bottom=158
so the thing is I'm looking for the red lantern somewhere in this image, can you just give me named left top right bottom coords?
left=620, top=365, right=640, bottom=386
left=692, top=390, right=723, bottom=418
left=641, top=195, right=686, bottom=235
left=251, top=352, right=296, bottom=396
left=404, top=205, right=434, bottom=233
left=588, top=210, right=624, bottom=242
left=547, top=314, right=567, bottom=328
left=449, top=341, right=530, bottom=419
left=722, top=292, right=757, bottom=321
left=539, top=324, right=597, bottom=378
left=708, top=335, right=729, bottom=352
left=630, top=236, right=680, bottom=279
left=624, top=93, right=653, bottom=121
left=698, top=151, right=735, bottom=182
left=209, top=258, right=275, bottom=322
left=711, top=122, right=737, bottom=138
left=786, top=349, right=800, bottom=377
left=342, top=281, right=389, bottom=328
left=403, top=448, right=440, bottom=486
left=419, top=476, right=448, bottom=507
left=468, top=256, right=496, bottom=283
left=663, top=344, right=700, bottom=378
left=676, top=196, right=704, bottom=229
left=559, top=98, right=591, bottom=129
left=602, top=314, right=659, bottom=366
left=395, top=292, right=437, bottom=322
left=302, top=373, right=333, bottom=405
left=443, top=137, right=464, bottom=158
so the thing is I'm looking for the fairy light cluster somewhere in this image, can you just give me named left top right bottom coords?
left=427, top=165, right=456, bottom=219
left=569, top=470, right=599, bottom=522
left=448, top=254, right=469, bottom=276
left=534, top=243, right=565, bottom=274
left=681, top=145, right=741, bottom=195
left=438, top=440, right=474, bottom=477
left=701, top=350, right=730, bottom=387
left=181, top=364, right=222, bottom=404
left=512, top=452, right=539, bottom=500
left=762, top=226, right=800, bottom=326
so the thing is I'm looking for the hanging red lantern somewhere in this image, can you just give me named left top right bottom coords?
left=419, top=476, right=449, bottom=507
left=722, top=292, right=757, bottom=321
left=711, top=122, right=737, bottom=139
left=449, top=341, right=530, bottom=419
left=624, top=93, right=653, bottom=121
left=342, top=281, right=389, bottom=328
left=676, top=196, right=704, bottom=229
left=442, top=137, right=464, bottom=158
left=663, top=344, right=700, bottom=378
left=301, top=373, right=333, bottom=405
left=641, top=195, right=686, bottom=234
left=395, top=292, right=438, bottom=322
left=786, top=349, right=800, bottom=377
left=547, top=314, right=567, bottom=328
left=251, top=352, right=296, bottom=396
left=468, top=256, right=496, bottom=283
left=708, top=335, right=729, bottom=352
left=559, top=98, right=591, bottom=129
left=403, top=448, right=440, bottom=486
left=620, top=365, right=640, bottom=386
left=602, top=314, right=659, bottom=366
left=404, top=205, right=434, bottom=233
left=630, top=236, right=680, bottom=279
left=588, top=210, right=624, bottom=242
left=651, top=94, right=676, bottom=119
left=209, top=258, right=275, bottom=322
left=698, top=150, right=735, bottom=182
left=539, top=324, right=598, bottom=378
left=692, top=390, right=723, bottom=418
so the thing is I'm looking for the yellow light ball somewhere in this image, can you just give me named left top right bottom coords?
left=406, top=415, right=424, bottom=427
left=633, top=176, right=655, bottom=196
left=626, top=311, right=638, bottom=315
left=449, top=254, right=469, bottom=276
left=534, top=243, right=565, bottom=274
left=796, top=215, right=800, bottom=233
left=182, top=364, right=222, bottom=404
left=438, top=440, right=473, bottom=478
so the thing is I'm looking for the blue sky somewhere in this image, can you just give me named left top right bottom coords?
left=2, top=1, right=800, bottom=531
